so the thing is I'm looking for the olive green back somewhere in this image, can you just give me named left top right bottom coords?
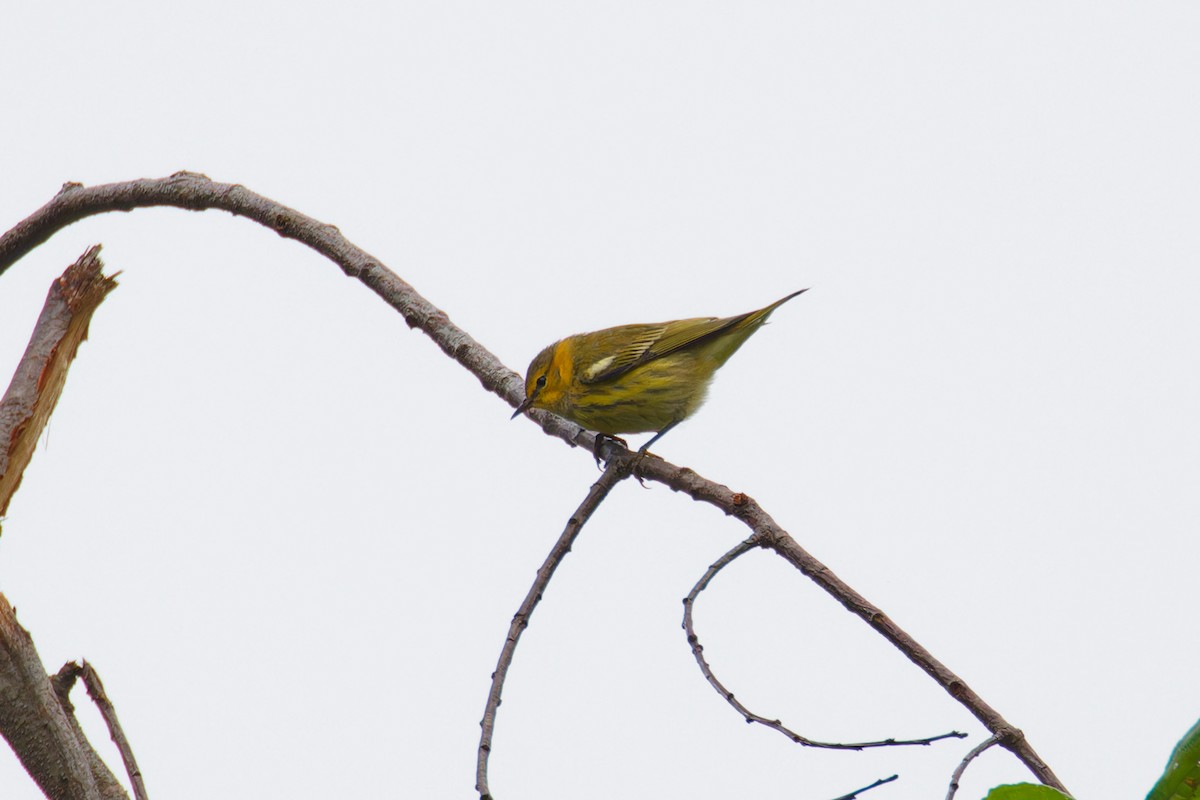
left=581, top=289, right=804, bottom=385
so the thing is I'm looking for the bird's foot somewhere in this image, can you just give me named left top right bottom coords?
left=592, top=433, right=629, bottom=468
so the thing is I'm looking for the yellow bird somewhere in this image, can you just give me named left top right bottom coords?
left=512, top=289, right=806, bottom=453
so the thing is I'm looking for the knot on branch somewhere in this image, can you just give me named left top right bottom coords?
left=271, top=211, right=295, bottom=235
left=995, top=724, right=1026, bottom=747
left=343, top=260, right=370, bottom=278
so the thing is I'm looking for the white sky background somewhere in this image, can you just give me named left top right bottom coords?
left=1, top=3, right=1198, bottom=798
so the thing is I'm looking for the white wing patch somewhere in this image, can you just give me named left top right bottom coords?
left=583, top=355, right=616, bottom=381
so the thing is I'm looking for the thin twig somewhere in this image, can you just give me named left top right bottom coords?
left=830, top=774, right=898, bottom=800
left=0, top=597, right=127, bottom=800
left=945, top=734, right=1002, bottom=800
left=78, top=662, right=149, bottom=800
left=650, top=477, right=1067, bottom=792
left=475, top=455, right=633, bottom=800
left=0, top=173, right=1070, bottom=795
left=682, top=538, right=966, bottom=749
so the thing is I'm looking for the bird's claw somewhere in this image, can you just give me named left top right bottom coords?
left=592, top=433, right=628, bottom=469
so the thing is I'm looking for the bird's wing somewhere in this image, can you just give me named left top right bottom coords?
left=580, top=290, right=806, bottom=385
left=581, top=316, right=731, bottom=384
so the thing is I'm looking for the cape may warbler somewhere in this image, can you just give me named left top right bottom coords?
left=512, top=289, right=806, bottom=453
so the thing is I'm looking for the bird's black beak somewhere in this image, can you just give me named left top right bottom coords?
left=511, top=395, right=535, bottom=420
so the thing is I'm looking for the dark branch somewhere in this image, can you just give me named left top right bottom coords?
left=0, top=174, right=525, bottom=421
left=682, top=538, right=967, bottom=749
left=831, top=774, right=899, bottom=800
left=0, top=597, right=128, bottom=800
left=475, top=455, right=633, bottom=799
left=78, top=662, right=149, bottom=800
left=0, top=249, right=127, bottom=799
left=0, top=173, right=1069, bottom=794
left=641, top=470, right=1066, bottom=791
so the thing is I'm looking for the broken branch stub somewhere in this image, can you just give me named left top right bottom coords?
left=0, top=244, right=118, bottom=529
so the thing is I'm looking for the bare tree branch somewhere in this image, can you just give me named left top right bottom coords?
left=682, top=537, right=966, bottom=749
left=0, top=173, right=1070, bottom=794
left=0, top=174, right=523, bottom=421
left=476, top=455, right=633, bottom=800
left=52, top=663, right=145, bottom=800
left=77, top=662, right=149, bottom=800
left=831, top=774, right=898, bottom=800
left=0, top=249, right=129, bottom=798
left=945, top=734, right=1003, bottom=800
left=0, top=244, right=118, bottom=529
left=0, top=595, right=128, bottom=800
left=651, top=483, right=1066, bottom=791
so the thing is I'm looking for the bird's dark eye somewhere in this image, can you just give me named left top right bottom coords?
left=535, top=374, right=547, bottom=389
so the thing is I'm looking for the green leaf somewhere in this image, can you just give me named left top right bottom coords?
left=1146, top=717, right=1200, bottom=800
left=983, top=784, right=1071, bottom=800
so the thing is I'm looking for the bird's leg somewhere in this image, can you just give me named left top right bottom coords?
left=626, top=419, right=683, bottom=480
left=637, top=420, right=681, bottom=457
left=593, top=421, right=681, bottom=486
left=592, top=433, right=629, bottom=469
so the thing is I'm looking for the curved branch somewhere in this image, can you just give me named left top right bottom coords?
left=945, top=734, right=1002, bottom=800
left=682, top=538, right=966, bottom=750
left=0, top=173, right=526, bottom=421
left=476, top=456, right=632, bottom=800
left=650, top=481, right=1066, bottom=792
left=0, top=173, right=1069, bottom=794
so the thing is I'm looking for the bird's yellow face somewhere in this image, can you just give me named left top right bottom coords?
left=513, top=338, right=575, bottom=417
